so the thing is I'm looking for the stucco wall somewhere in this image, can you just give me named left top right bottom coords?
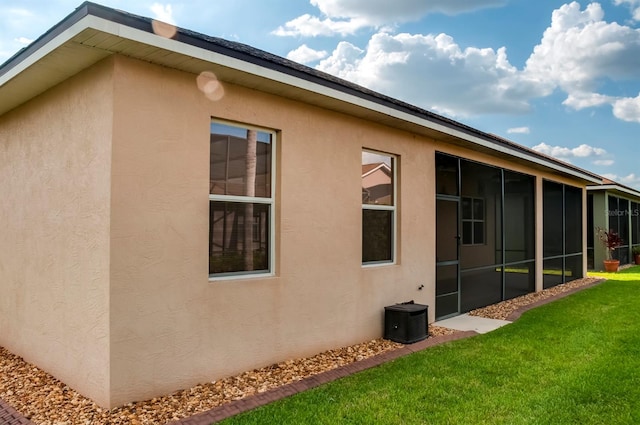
left=105, top=55, right=591, bottom=406
left=106, top=55, right=437, bottom=406
left=0, top=51, right=590, bottom=408
left=0, top=59, right=113, bottom=405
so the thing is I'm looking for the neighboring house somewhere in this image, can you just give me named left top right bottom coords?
left=0, top=2, right=605, bottom=408
left=587, top=180, right=640, bottom=269
left=362, top=161, right=393, bottom=205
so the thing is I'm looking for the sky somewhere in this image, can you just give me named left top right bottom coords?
left=1, top=0, right=639, bottom=189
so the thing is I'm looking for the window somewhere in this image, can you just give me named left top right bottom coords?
left=362, top=150, right=396, bottom=264
left=461, top=197, right=485, bottom=245
left=209, top=121, right=274, bottom=277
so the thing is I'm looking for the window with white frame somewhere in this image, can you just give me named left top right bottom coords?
left=461, top=196, right=485, bottom=245
left=209, top=121, right=274, bottom=277
left=362, top=150, right=396, bottom=264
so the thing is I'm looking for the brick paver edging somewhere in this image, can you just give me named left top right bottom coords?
left=0, top=278, right=607, bottom=425
left=0, top=398, right=35, bottom=425
left=171, top=279, right=609, bottom=425
left=167, top=331, right=478, bottom=425
left=506, top=278, right=605, bottom=321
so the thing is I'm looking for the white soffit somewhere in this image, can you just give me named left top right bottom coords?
left=0, top=12, right=601, bottom=184
left=587, top=184, right=640, bottom=199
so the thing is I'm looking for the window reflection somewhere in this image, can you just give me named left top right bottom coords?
left=362, top=152, right=393, bottom=206
left=209, top=202, right=269, bottom=274
left=210, top=123, right=272, bottom=198
left=209, top=121, right=274, bottom=277
left=362, top=150, right=395, bottom=264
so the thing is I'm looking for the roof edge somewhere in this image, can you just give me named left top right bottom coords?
left=0, top=2, right=608, bottom=184
left=587, top=184, right=640, bottom=199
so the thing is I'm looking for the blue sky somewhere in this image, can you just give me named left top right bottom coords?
left=1, top=0, right=639, bottom=189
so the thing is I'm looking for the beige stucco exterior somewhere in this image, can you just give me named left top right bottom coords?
left=108, top=54, right=439, bottom=406
left=0, top=59, right=113, bottom=404
left=1, top=49, right=595, bottom=408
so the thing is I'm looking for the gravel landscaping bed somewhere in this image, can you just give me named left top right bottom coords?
left=0, top=276, right=604, bottom=424
left=2, top=335, right=412, bottom=424
left=469, top=276, right=604, bottom=320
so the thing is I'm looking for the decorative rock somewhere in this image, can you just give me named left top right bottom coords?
left=0, top=275, right=599, bottom=424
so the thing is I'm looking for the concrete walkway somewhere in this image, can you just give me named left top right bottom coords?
left=435, top=314, right=512, bottom=334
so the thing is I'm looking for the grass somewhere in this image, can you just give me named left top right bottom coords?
left=221, top=266, right=640, bottom=425
left=590, top=265, right=640, bottom=281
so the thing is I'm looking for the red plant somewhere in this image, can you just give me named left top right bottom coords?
left=596, top=227, right=623, bottom=260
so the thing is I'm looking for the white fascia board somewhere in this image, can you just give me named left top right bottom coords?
left=3, top=13, right=601, bottom=184
left=587, top=185, right=616, bottom=191
left=587, top=184, right=640, bottom=199
left=0, top=17, right=103, bottom=86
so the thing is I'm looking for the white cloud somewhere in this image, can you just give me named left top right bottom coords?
left=151, top=3, right=175, bottom=25
left=523, top=1, right=640, bottom=122
left=572, top=144, right=607, bottom=157
left=525, top=2, right=640, bottom=92
left=14, top=37, right=32, bottom=45
left=593, top=159, right=615, bottom=166
left=620, top=174, right=640, bottom=188
left=273, top=14, right=367, bottom=37
left=532, top=142, right=612, bottom=165
left=563, top=91, right=614, bottom=109
left=614, top=0, right=640, bottom=21
left=0, top=6, right=40, bottom=61
left=602, top=172, right=640, bottom=189
left=612, top=93, right=640, bottom=122
left=315, top=2, right=640, bottom=122
left=286, top=44, right=328, bottom=64
left=316, top=32, right=535, bottom=117
left=507, top=127, right=530, bottom=134
left=274, top=0, right=505, bottom=37
left=1, top=7, right=33, bottom=22
left=287, top=2, right=640, bottom=120
left=311, top=0, right=506, bottom=24
left=316, top=41, right=364, bottom=78
left=532, top=143, right=573, bottom=159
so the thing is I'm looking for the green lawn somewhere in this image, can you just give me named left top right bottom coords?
left=590, top=265, right=640, bottom=281
left=222, top=266, right=640, bottom=424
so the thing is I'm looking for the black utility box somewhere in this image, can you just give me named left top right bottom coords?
left=384, top=303, right=429, bottom=344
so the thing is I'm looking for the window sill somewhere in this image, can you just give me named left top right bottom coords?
left=362, top=261, right=396, bottom=269
left=209, top=271, right=275, bottom=283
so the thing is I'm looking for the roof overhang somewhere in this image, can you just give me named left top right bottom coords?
left=587, top=184, right=640, bottom=200
left=0, top=2, right=603, bottom=185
